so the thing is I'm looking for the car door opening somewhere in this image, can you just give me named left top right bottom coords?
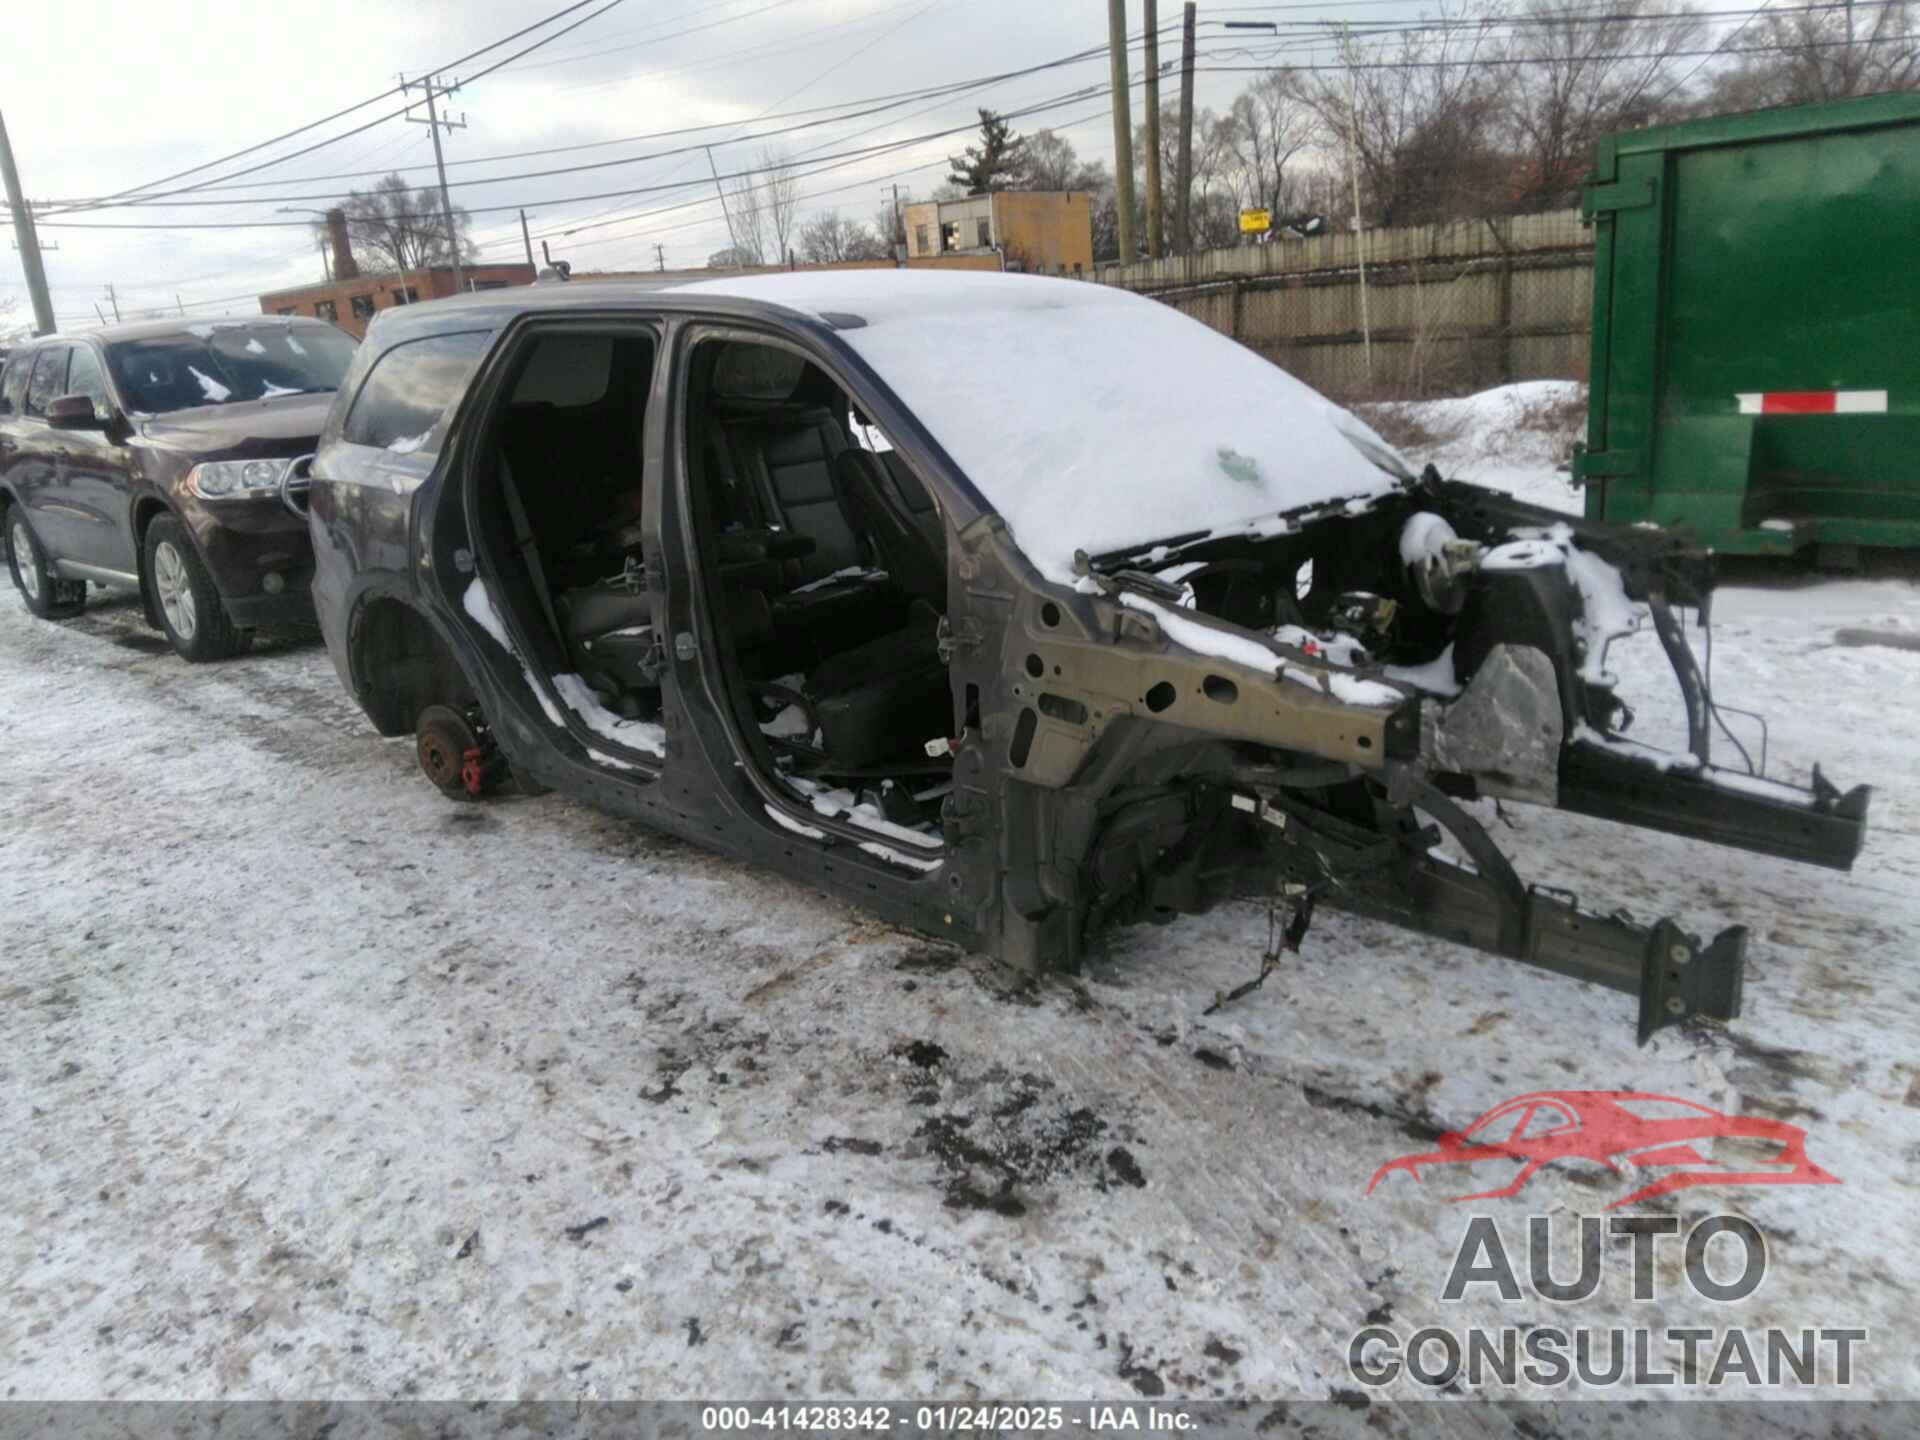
left=467, top=328, right=669, bottom=758
left=682, top=335, right=949, bottom=852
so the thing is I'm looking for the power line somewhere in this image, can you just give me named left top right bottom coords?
left=1652, top=0, right=1778, bottom=102
left=38, top=24, right=1177, bottom=211
left=499, top=0, right=818, bottom=74
left=39, top=0, right=631, bottom=217
left=41, top=20, right=1905, bottom=236
left=33, top=80, right=1115, bottom=235
left=47, top=0, right=615, bottom=216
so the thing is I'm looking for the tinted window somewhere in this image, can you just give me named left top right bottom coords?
left=63, top=345, right=111, bottom=418
left=106, top=325, right=358, bottom=414
left=0, top=354, right=31, bottom=416
left=509, top=336, right=613, bottom=408
left=343, top=330, right=491, bottom=452
left=25, top=347, right=68, bottom=418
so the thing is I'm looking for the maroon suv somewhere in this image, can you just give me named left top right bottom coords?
left=0, top=316, right=356, bottom=660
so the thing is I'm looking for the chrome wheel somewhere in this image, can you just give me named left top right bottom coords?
left=10, top=519, right=39, bottom=602
left=153, top=540, right=197, bottom=640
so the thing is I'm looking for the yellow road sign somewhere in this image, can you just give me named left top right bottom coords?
left=1239, top=208, right=1272, bottom=234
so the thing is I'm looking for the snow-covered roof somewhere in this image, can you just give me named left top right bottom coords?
left=679, top=271, right=1406, bottom=583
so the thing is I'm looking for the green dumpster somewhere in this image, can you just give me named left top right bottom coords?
left=1575, top=92, right=1920, bottom=555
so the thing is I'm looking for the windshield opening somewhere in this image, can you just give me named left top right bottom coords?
left=107, top=325, right=358, bottom=414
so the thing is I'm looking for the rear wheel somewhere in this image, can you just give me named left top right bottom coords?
left=417, top=704, right=482, bottom=799
left=6, top=508, right=86, bottom=619
left=145, top=515, right=249, bottom=662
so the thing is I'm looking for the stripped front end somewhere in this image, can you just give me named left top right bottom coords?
left=949, top=470, right=1869, bottom=1043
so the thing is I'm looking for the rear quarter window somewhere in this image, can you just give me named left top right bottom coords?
left=25, top=347, right=69, bottom=418
left=0, top=354, right=31, bottom=416
left=344, top=330, right=491, bottom=454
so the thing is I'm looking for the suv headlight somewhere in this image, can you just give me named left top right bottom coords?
left=185, top=458, right=292, bottom=499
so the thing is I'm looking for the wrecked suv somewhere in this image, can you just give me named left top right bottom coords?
left=298, top=272, right=1867, bottom=1042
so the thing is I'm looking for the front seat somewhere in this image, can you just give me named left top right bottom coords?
left=831, top=450, right=946, bottom=610
left=806, top=611, right=950, bottom=769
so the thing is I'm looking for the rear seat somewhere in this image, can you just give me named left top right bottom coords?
left=718, top=408, right=859, bottom=583
left=712, top=404, right=898, bottom=654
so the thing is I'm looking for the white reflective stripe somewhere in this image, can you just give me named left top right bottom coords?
left=1735, top=390, right=1887, bottom=414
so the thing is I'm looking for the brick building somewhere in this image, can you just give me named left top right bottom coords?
left=257, top=209, right=534, bottom=338
left=900, top=191, right=1094, bottom=276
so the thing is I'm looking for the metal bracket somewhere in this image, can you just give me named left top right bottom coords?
left=1583, top=176, right=1657, bottom=217
left=1571, top=444, right=1645, bottom=481
left=1638, top=922, right=1747, bottom=1044
left=936, top=616, right=983, bottom=664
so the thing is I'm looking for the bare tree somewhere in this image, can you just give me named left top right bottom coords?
left=1186, top=110, right=1247, bottom=248
left=1703, top=0, right=1918, bottom=110
left=1020, top=129, right=1087, bottom=190
left=1221, top=71, right=1322, bottom=224
left=1300, top=4, right=1508, bottom=226
left=873, top=197, right=908, bottom=256
left=760, top=146, right=801, bottom=264
left=321, top=172, right=477, bottom=274
left=799, top=211, right=888, bottom=263
left=1503, top=0, right=1703, bottom=210
left=723, top=172, right=771, bottom=266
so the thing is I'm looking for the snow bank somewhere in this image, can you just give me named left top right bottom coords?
left=680, top=271, right=1406, bottom=584
left=1366, top=380, right=1588, bottom=516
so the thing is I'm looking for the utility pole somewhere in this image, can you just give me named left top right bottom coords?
left=520, top=209, right=534, bottom=270
left=1339, top=22, right=1373, bottom=382
left=0, top=109, right=55, bottom=336
left=1143, top=0, right=1163, bottom=258
left=176, top=294, right=186, bottom=316
left=1107, top=0, right=1137, bottom=264
left=404, top=72, right=468, bottom=293
left=653, top=243, right=666, bottom=272
left=103, top=283, right=121, bottom=322
left=888, top=183, right=905, bottom=262
left=706, top=146, right=741, bottom=258
left=1174, top=2, right=1196, bottom=253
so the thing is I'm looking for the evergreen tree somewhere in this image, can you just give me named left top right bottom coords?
left=947, top=110, right=1027, bottom=194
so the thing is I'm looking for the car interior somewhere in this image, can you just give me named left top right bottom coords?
left=468, top=329, right=953, bottom=843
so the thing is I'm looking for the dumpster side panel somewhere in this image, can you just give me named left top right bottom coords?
left=1583, top=95, right=1920, bottom=553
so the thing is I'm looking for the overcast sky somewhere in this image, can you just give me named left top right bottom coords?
left=0, top=0, right=1363, bottom=332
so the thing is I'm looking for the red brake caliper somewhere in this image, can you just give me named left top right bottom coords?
left=461, top=746, right=488, bottom=797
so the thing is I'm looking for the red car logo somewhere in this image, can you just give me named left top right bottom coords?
left=1366, top=1090, right=1839, bottom=1209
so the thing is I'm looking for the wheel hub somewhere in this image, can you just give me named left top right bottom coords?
left=11, top=520, right=40, bottom=602
left=153, top=540, right=197, bottom=641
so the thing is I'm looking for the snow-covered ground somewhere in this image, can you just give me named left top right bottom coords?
left=3, top=395, right=1919, bottom=1412
left=1365, top=379, right=1591, bottom=515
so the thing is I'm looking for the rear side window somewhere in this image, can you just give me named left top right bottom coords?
left=344, top=330, right=490, bottom=454
left=0, top=355, right=31, bottom=416
left=64, top=346, right=110, bottom=418
left=25, top=347, right=69, bottom=418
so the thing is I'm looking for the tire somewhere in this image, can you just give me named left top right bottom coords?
left=5, top=506, right=86, bottom=619
left=144, top=515, right=249, bottom=662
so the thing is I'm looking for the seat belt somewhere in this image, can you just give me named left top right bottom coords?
left=497, top=455, right=567, bottom=644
